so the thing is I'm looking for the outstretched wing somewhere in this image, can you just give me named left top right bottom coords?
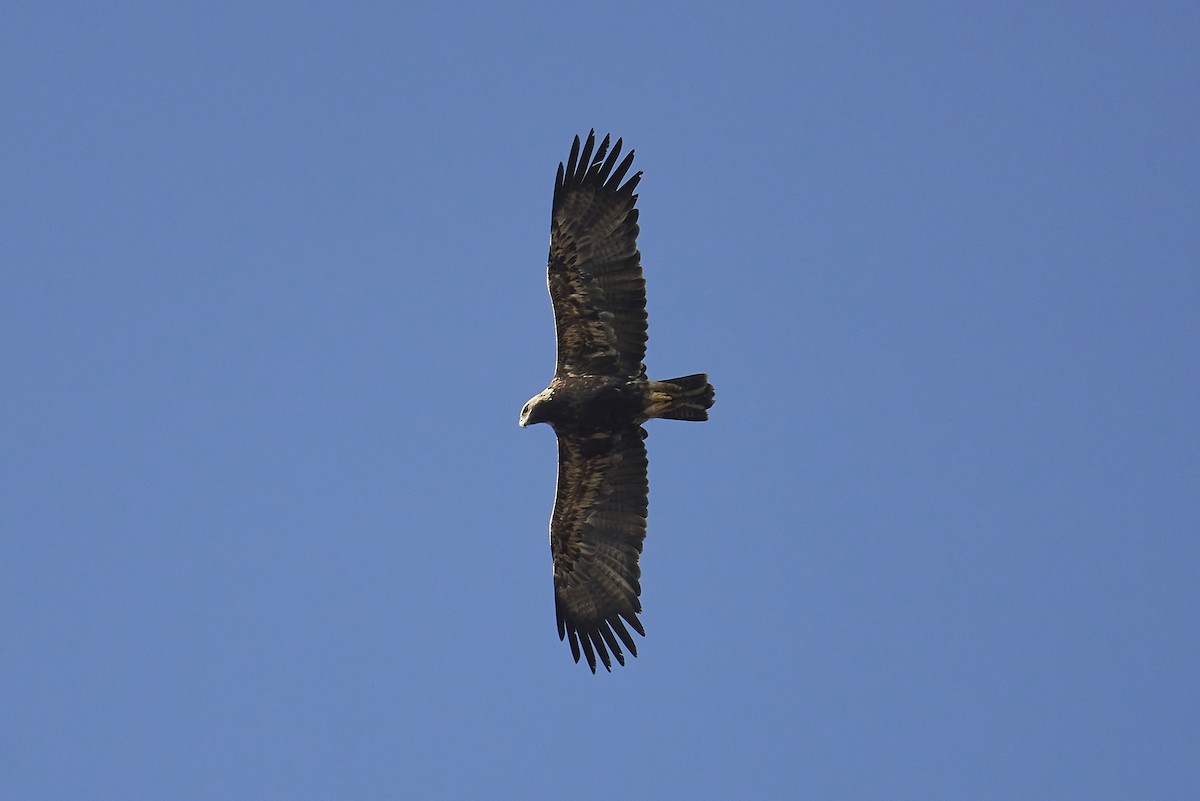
left=550, top=425, right=649, bottom=672
left=548, top=131, right=647, bottom=378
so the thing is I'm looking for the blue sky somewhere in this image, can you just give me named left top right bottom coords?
left=3, top=2, right=1198, bottom=798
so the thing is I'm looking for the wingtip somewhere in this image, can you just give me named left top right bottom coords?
left=557, top=132, right=641, bottom=196
left=558, top=613, right=645, bottom=673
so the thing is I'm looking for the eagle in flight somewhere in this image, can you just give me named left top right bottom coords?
left=520, top=131, right=714, bottom=672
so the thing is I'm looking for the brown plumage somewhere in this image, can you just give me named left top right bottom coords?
left=520, top=131, right=714, bottom=672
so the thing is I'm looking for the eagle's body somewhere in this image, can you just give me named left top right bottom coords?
left=520, top=131, right=714, bottom=672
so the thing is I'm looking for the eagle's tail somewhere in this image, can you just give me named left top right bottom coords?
left=653, top=373, right=715, bottom=421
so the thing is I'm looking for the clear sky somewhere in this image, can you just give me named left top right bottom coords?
left=3, top=2, right=1198, bottom=798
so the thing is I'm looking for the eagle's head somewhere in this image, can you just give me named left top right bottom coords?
left=519, top=389, right=554, bottom=428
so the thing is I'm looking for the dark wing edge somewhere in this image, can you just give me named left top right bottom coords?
left=548, top=130, right=648, bottom=378
left=550, top=426, right=649, bottom=672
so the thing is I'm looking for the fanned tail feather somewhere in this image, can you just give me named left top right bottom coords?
left=656, top=373, right=715, bottom=421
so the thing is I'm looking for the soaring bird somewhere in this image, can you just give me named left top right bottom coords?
left=520, top=131, right=714, bottom=672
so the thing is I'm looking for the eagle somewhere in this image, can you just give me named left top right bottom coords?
left=520, top=131, right=715, bottom=672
